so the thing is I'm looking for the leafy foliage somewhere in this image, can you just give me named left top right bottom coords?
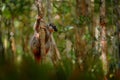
left=0, top=0, right=120, bottom=80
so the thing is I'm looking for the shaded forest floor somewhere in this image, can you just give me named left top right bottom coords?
left=0, top=53, right=119, bottom=80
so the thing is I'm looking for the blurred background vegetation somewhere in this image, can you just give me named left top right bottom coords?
left=0, top=0, right=120, bottom=80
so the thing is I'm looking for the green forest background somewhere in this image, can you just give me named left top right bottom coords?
left=0, top=0, right=120, bottom=80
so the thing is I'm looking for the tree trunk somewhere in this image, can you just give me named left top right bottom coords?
left=35, top=0, right=46, bottom=63
left=113, top=0, right=120, bottom=67
left=75, top=0, right=87, bottom=70
left=113, top=0, right=120, bottom=79
left=99, top=0, right=108, bottom=79
left=10, top=18, right=16, bottom=60
left=0, top=15, right=5, bottom=63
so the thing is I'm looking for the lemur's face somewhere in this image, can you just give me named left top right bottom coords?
left=48, top=23, right=58, bottom=32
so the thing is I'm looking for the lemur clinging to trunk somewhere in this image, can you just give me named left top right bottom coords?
left=30, top=16, right=57, bottom=62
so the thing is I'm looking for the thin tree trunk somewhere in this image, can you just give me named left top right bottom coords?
left=6, top=20, right=13, bottom=61
left=99, top=0, right=108, bottom=79
left=0, top=15, right=5, bottom=63
left=10, top=18, right=16, bottom=59
left=7, top=19, right=16, bottom=61
left=46, top=0, right=52, bottom=23
left=91, top=0, right=96, bottom=48
left=35, top=0, right=46, bottom=63
left=75, top=0, right=87, bottom=70
left=113, top=0, right=120, bottom=79
left=22, top=23, right=29, bottom=54
left=113, top=0, right=120, bottom=67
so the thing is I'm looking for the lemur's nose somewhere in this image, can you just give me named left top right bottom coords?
left=53, top=26, right=57, bottom=32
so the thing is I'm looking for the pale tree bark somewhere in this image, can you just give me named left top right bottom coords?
left=99, top=0, right=108, bottom=79
left=46, top=0, right=52, bottom=23
left=6, top=19, right=16, bottom=61
left=86, top=0, right=99, bottom=52
left=10, top=18, right=16, bottom=60
left=6, top=20, right=13, bottom=60
left=92, top=0, right=101, bottom=54
left=90, top=0, right=97, bottom=49
left=95, top=15, right=100, bottom=53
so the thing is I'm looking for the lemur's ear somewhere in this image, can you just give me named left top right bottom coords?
left=49, top=23, right=58, bottom=32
